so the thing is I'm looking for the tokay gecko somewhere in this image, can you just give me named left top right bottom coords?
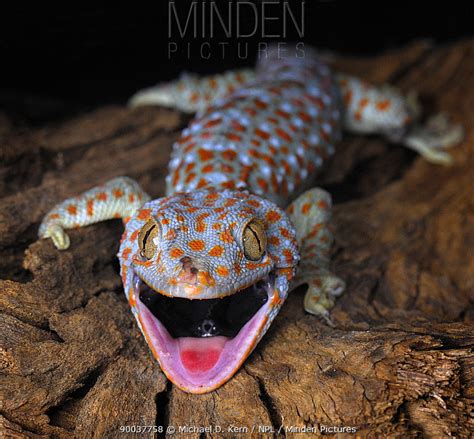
left=39, top=46, right=463, bottom=393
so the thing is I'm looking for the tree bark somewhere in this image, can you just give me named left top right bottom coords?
left=1, top=40, right=473, bottom=438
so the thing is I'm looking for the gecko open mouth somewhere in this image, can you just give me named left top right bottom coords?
left=134, top=273, right=277, bottom=393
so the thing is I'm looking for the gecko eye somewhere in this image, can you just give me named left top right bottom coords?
left=242, top=219, right=267, bottom=261
left=138, top=219, right=160, bottom=260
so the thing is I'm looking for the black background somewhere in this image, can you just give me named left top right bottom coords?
left=0, top=1, right=471, bottom=123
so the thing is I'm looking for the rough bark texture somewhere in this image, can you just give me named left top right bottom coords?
left=1, top=41, right=473, bottom=438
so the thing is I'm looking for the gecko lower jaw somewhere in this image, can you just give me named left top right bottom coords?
left=134, top=272, right=276, bottom=393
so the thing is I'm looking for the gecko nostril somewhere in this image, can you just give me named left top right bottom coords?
left=179, top=256, right=200, bottom=283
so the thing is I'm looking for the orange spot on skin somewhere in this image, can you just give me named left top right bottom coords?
left=354, top=111, right=362, bottom=121
left=162, top=218, right=170, bottom=225
left=87, top=199, right=94, bottom=217
left=233, top=262, right=241, bottom=276
left=198, top=149, right=214, bottom=161
left=275, top=109, right=290, bottom=119
left=216, top=265, right=229, bottom=277
left=359, top=97, right=369, bottom=108
left=221, top=164, right=234, bottom=173
left=251, top=139, right=261, bottom=147
left=197, top=271, right=215, bottom=287
left=217, top=211, right=228, bottom=221
left=137, top=209, right=152, bottom=220
left=204, top=117, right=222, bottom=128
left=235, top=72, right=244, bottom=83
left=268, top=236, right=280, bottom=246
left=257, top=177, right=268, bottom=192
left=128, top=286, right=137, bottom=307
left=202, top=164, right=214, bottom=173
left=226, top=133, right=242, bottom=142
left=376, top=100, right=391, bottom=111
left=185, top=172, right=196, bottom=184
left=298, top=111, right=312, bottom=122
left=121, top=247, right=132, bottom=260
left=130, top=230, right=140, bottom=241
left=96, top=192, right=107, bottom=201
left=197, top=179, right=208, bottom=189
left=222, top=150, right=237, bottom=161
left=185, top=162, right=195, bottom=173
left=276, top=127, right=292, bottom=142
left=222, top=181, right=236, bottom=190
left=266, top=210, right=281, bottom=223
left=247, top=199, right=261, bottom=208
left=172, top=171, right=180, bottom=187
left=188, top=240, right=205, bottom=252
left=271, top=173, right=279, bottom=193
left=165, top=229, right=176, bottom=240
left=317, top=199, right=329, bottom=209
left=254, top=99, right=268, bottom=110
left=280, top=227, right=291, bottom=238
left=212, top=223, right=222, bottom=230
left=206, top=193, right=219, bottom=201
left=195, top=221, right=207, bottom=233
left=113, top=188, right=123, bottom=198
left=223, top=198, right=236, bottom=208
left=67, top=205, right=77, bottom=215
left=183, top=142, right=196, bottom=154
left=255, top=128, right=270, bottom=140
left=231, top=120, right=246, bottom=132
left=208, top=245, right=224, bottom=257
left=343, top=90, right=352, bottom=105
left=170, top=247, right=184, bottom=259
left=308, top=96, right=324, bottom=109
left=49, top=213, right=60, bottom=220
left=282, top=249, right=294, bottom=264
left=301, top=203, right=311, bottom=214
left=219, top=230, right=233, bottom=243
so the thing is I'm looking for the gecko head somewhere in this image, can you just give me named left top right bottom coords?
left=118, top=189, right=299, bottom=393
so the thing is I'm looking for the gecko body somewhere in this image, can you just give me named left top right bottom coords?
left=39, top=46, right=462, bottom=393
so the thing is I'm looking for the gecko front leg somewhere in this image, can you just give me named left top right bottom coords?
left=287, top=188, right=345, bottom=324
left=39, top=176, right=150, bottom=249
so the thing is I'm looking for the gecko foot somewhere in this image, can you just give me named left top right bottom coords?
left=404, top=113, right=463, bottom=165
left=303, top=270, right=346, bottom=327
left=42, top=224, right=70, bottom=250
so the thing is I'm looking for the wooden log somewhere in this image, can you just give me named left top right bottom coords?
left=1, top=40, right=473, bottom=438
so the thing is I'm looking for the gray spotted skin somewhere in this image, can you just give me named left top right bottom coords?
left=166, top=50, right=342, bottom=206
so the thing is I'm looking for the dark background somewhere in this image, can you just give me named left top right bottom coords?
left=0, top=1, right=471, bottom=124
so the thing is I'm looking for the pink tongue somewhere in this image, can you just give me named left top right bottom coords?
left=178, top=337, right=227, bottom=373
